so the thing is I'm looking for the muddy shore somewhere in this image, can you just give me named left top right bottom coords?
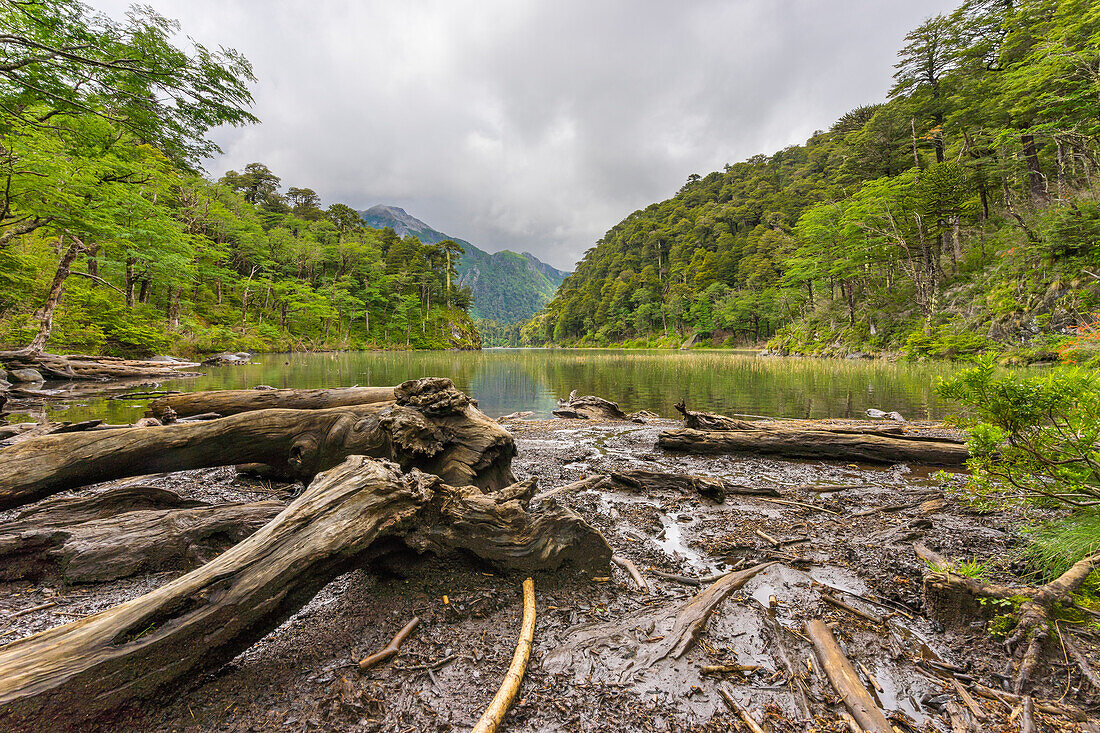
left=1, top=416, right=1097, bottom=731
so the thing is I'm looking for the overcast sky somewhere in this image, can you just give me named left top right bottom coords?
left=88, top=1, right=957, bottom=270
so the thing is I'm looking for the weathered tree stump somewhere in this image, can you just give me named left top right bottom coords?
left=146, top=386, right=396, bottom=420
left=0, top=456, right=610, bottom=731
left=657, top=427, right=968, bottom=466
left=0, top=377, right=516, bottom=509
left=0, top=486, right=283, bottom=582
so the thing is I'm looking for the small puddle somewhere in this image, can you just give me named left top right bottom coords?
left=592, top=490, right=720, bottom=572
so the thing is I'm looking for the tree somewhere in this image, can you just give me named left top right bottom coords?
left=0, top=0, right=256, bottom=167
left=891, top=14, right=956, bottom=163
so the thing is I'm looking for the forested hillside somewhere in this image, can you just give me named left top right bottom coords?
left=361, top=205, right=568, bottom=324
left=0, top=3, right=479, bottom=357
left=526, top=0, right=1100, bottom=366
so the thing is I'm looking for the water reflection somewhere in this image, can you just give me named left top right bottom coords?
left=31, top=349, right=975, bottom=424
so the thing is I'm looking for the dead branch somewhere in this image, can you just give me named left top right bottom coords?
left=805, top=619, right=893, bottom=733
left=472, top=577, right=535, bottom=733
left=612, top=554, right=649, bottom=592
left=358, top=616, right=420, bottom=670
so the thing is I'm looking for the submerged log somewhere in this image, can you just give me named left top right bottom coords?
left=0, top=377, right=516, bottom=509
left=0, top=486, right=283, bottom=582
left=0, top=351, right=201, bottom=381
left=0, top=456, right=610, bottom=731
left=658, top=427, right=968, bottom=466
left=552, top=390, right=628, bottom=420
left=146, top=385, right=396, bottom=420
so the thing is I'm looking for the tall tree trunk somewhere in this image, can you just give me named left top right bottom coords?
left=124, top=256, right=137, bottom=307
left=1021, top=134, right=1048, bottom=206
left=85, top=243, right=100, bottom=284
left=137, top=278, right=150, bottom=304
left=22, top=236, right=85, bottom=356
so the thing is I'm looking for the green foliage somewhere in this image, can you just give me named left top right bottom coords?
left=0, top=2, right=480, bottom=355
left=937, top=357, right=1100, bottom=507
left=1025, top=511, right=1100, bottom=579
left=524, top=0, right=1100, bottom=361
left=902, top=325, right=991, bottom=360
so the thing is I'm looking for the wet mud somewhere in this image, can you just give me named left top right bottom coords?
left=1, top=417, right=1098, bottom=731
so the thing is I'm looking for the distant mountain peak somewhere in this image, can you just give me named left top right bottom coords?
left=358, top=205, right=569, bottom=323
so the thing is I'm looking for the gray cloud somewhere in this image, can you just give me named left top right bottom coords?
left=88, top=0, right=958, bottom=270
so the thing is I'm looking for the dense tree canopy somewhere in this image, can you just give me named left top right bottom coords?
left=524, top=0, right=1100, bottom=365
left=0, top=1, right=478, bottom=355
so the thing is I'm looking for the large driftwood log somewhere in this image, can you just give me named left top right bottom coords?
left=0, top=486, right=283, bottom=582
left=658, top=427, right=969, bottom=466
left=0, top=377, right=516, bottom=509
left=552, top=390, right=629, bottom=420
left=0, top=456, right=611, bottom=731
left=0, top=351, right=201, bottom=381
left=146, top=385, right=396, bottom=420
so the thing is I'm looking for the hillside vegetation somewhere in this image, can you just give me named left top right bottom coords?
left=524, top=0, right=1100, bottom=366
left=0, top=4, right=479, bottom=357
left=361, top=205, right=568, bottom=325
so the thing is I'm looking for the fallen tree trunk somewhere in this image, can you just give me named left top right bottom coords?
left=146, top=386, right=396, bottom=420
left=0, top=377, right=516, bottom=509
left=552, top=390, right=629, bottom=420
left=0, top=456, right=611, bottom=731
left=658, top=428, right=969, bottom=466
left=0, top=351, right=201, bottom=381
left=0, top=486, right=283, bottom=582
left=600, top=469, right=780, bottom=502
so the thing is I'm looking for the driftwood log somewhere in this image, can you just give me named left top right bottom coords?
left=0, top=486, right=283, bottom=582
left=658, top=428, right=969, bottom=466
left=674, top=400, right=756, bottom=431
left=552, top=390, right=628, bottom=420
left=0, top=377, right=516, bottom=509
left=0, top=351, right=201, bottom=381
left=805, top=619, right=892, bottom=733
left=0, top=456, right=611, bottom=731
left=599, top=469, right=780, bottom=502
left=146, top=386, right=396, bottom=420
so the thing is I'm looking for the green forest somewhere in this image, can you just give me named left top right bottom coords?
left=524, top=0, right=1100, bottom=366
left=0, top=1, right=480, bottom=357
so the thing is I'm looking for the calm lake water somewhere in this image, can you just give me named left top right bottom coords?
left=34, top=349, right=975, bottom=424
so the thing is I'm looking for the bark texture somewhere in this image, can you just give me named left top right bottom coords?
left=0, top=456, right=610, bottom=731
left=0, top=377, right=516, bottom=509
left=146, top=386, right=396, bottom=420
left=0, top=486, right=282, bottom=582
left=657, top=427, right=968, bottom=466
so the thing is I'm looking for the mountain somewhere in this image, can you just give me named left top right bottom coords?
left=360, top=205, right=569, bottom=323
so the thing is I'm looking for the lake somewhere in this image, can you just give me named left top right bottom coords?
left=31, top=349, right=975, bottom=424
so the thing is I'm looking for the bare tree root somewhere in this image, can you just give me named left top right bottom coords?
left=922, top=550, right=1100, bottom=694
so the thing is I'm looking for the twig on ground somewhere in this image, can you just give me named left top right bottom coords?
left=358, top=617, right=420, bottom=671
